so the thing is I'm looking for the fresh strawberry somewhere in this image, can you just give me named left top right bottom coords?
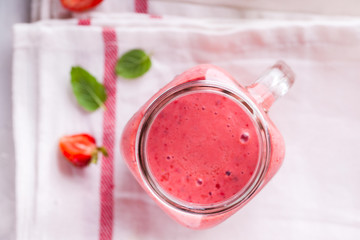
left=60, top=0, right=103, bottom=12
left=59, top=133, right=107, bottom=167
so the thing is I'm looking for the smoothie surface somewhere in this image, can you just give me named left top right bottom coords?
left=145, top=91, right=260, bottom=205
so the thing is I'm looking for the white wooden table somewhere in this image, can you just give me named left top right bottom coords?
left=0, top=0, right=30, bottom=239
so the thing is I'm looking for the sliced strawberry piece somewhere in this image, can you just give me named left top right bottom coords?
left=59, top=133, right=107, bottom=167
left=60, top=0, right=103, bottom=12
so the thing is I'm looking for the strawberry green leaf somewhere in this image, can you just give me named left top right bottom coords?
left=91, top=152, right=98, bottom=164
left=115, top=49, right=152, bottom=79
left=71, top=66, right=107, bottom=112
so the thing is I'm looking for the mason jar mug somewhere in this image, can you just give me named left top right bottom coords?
left=121, top=62, right=295, bottom=229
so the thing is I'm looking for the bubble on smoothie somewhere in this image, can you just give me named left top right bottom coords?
left=166, top=156, right=171, bottom=160
left=225, top=171, right=231, bottom=176
left=240, top=132, right=249, bottom=143
left=196, top=178, right=203, bottom=186
left=201, top=106, right=206, bottom=110
left=215, top=183, right=221, bottom=189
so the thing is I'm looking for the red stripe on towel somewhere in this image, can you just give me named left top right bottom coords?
left=99, top=28, right=118, bottom=240
left=78, top=18, right=91, bottom=25
left=150, top=15, right=162, bottom=19
left=135, top=0, right=148, bottom=13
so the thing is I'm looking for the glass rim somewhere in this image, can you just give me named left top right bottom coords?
left=135, top=79, right=271, bottom=215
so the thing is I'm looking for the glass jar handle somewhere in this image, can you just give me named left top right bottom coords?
left=246, top=61, right=295, bottom=112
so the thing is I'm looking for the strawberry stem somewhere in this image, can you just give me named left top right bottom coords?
left=97, top=146, right=108, bottom=157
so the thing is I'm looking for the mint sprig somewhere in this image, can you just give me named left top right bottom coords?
left=115, top=49, right=152, bottom=79
left=70, top=66, right=107, bottom=112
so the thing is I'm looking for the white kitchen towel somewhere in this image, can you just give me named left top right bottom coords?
left=31, top=0, right=360, bottom=21
left=13, top=14, right=360, bottom=240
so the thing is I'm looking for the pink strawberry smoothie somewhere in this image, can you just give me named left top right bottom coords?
left=145, top=91, right=260, bottom=205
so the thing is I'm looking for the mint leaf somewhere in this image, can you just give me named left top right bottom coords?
left=70, top=66, right=107, bottom=112
left=115, top=49, right=152, bottom=79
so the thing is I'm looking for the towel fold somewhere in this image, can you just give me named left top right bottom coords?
left=31, top=0, right=360, bottom=21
